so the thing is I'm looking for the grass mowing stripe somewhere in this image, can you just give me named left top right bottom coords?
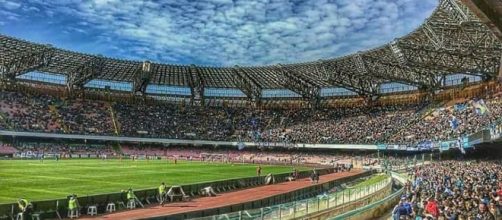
left=0, top=159, right=310, bottom=204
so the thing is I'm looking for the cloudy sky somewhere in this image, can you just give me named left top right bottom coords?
left=0, top=0, right=437, bottom=66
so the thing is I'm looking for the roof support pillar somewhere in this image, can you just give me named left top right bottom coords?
left=67, top=56, right=105, bottom=94
left=0, top=46, right=53, bottom=81
left=188, top=64, right=204, bottom=106
left=275, top=64, right=321, bottom=109
left=132, top=61, right=153, bottom=95
left=232, top=66, right=262, bottom=106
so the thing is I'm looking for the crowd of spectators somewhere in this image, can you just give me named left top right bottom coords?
left=0, top=91, right=62, bottom=133
left=256, top=104, right=426, bottom=144
left=390, top=93, right=502, bottom=146
left=114, top=104, right=235, bottom=140
left=0, top=143, right=17, bottom=155
left=13, top=143, right=115, bottom=158
left=1, top=89, right=501, bottom=147
left=120, top=145, right=360, bottom=166
left=4, top=142, right=361, bottom=167
left=0, top=90, right=114, bottom=135
left=115, top=102, right=428, bottom=144
left=394, top=160, right=502, bottom=219
left=57, top=99, right=115, bottom=135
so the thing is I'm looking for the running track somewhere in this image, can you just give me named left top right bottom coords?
left=81, top=170, right=363, bottom=220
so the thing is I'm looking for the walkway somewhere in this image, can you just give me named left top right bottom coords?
left=81, top=170, right=364, bottom=220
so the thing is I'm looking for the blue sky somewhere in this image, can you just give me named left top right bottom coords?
left=0, top=0, right=437, bottom=66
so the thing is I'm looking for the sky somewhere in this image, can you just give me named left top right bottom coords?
left=0, top=0, right=438, bottom=67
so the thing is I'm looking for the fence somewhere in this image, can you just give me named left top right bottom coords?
left=328, top=172, right=409, bottom=220
left=328, top=184, right=403, bottom=220
left=191, top=175, right=391, bottom=220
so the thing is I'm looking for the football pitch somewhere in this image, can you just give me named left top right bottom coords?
left=0, top=159, right=309, bottom=204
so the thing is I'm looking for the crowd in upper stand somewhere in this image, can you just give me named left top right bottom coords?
left=57, top=99, right=115, bottom=135
left=395, top=160, right=502, bottom=219
left=389, top=93, right=502, bottom=145
left=115, top=102, right=427, bottom=144
left=0, top=91, right=114, bottom=135
left=1, top=89, right=502, bottom=146
left=0, top=91, right=61, bottom=133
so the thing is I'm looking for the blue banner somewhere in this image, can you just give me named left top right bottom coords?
left=417, top=141, right=435, bottom=151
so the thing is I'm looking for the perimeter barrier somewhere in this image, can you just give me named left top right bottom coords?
left=189, top=174, right=392, bottom=220
left=0, top=168, right=368, bottom=219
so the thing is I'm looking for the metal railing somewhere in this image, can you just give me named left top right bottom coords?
left=191, top=176, right=391, bottom=220
left=329, top=172, right=409, bottom=220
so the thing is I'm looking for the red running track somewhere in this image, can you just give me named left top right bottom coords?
left=81, top=170, right=363, bottom=220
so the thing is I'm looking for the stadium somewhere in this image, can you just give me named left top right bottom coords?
left=0, top=0, right=502, bottom=219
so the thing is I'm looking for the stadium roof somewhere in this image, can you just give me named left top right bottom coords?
left=0, top=0, right=501, bottom=105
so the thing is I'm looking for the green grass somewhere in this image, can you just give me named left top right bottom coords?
left=350, top=174, right=388, bottom=188
left=339, top=174, right=389, bottom=196
left=0, top=159, right=309, bottom=204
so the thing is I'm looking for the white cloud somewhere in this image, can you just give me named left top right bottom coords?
left=1, top=0, right=21, bottom=10
left=17, top=0, right=436, bottom=66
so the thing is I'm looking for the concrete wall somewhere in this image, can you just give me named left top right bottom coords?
left=295, top=180, right=393, bottom=220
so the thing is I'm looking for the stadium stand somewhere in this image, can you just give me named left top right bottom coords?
left=57, top=99, right=115, bottom=135
left=1, top=88, right=502, bottom=148
left=7, top=143, right=359, bottom=167
left=148, top=145, right=355, bottom=165
left=396, top=160, right=502, bottom=219
left=0, top=0, right=501, bottom=218
left=12, top=143, right=115, bottom=159
left=390, top=92, right=502, bottom=145
left=0, top=143, right=17, bottom=155
left=0, top=91, right=62, bottom=133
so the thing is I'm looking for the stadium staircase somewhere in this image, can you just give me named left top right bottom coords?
left=107, top=103, right=121, bottom=135
left=377, top=101, right=445, bottom=144
left=48, top=104, right=70, bottom=133
left=107, top=103, right=124, bottom=155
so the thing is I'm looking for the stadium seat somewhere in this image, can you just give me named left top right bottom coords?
left=87, top=206, right=97, bottom=216
left=106, top=203, right=116, bottom=213
left=68, top=209, right=79, bottom=219
left=182, top=195, right=191, bottom=202
left=31, top=213, right=41, bottom=220
left=127, top=200, right=136, bottom=209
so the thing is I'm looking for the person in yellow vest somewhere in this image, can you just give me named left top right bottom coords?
left=17, top=198, right=33, bottom=220
left=126, top=188, right=135, bottom=202
left=158, top=182, right=167, bottom=206
left=68, top=195, right=79, bottom=217
left=122, top=188, right=144, bottom=208
left=122, top=188, right=136, bottom=206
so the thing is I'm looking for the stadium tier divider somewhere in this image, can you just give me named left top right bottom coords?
left=0, top=168, right=338, bottom=219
